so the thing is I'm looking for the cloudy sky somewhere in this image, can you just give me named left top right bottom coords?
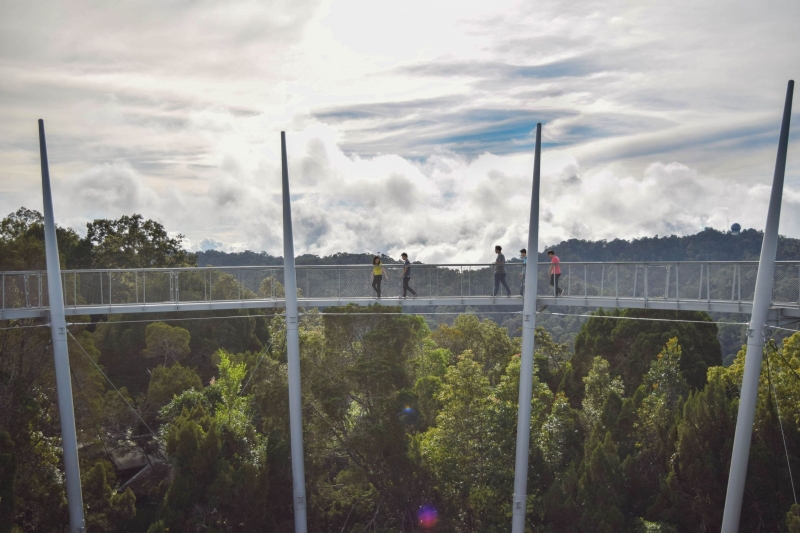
left=1, top=0, right=798, bottom=263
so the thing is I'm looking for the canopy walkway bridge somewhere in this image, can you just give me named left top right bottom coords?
left=13, top=80, right=795, bottom=533
left=3, top=261, right=800, bottom=325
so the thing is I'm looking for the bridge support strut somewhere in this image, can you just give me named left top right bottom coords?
left=281, top=132, right=309, bottom=533
left=39, top=120, right=86, bottom=533
left=722, top=80, right=794, bottom=532
left=511, top=123, right=542, bottom=533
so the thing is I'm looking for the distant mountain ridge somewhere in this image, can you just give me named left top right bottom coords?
left=540, top=228, right=800, bottom=262
left=197, top=228, right=800, bottom=267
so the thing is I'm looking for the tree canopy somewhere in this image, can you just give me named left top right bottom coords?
left=2, top=210, right=799, bottom=532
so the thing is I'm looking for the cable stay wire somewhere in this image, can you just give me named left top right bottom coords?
left=765, top=335, right=800, bottom=385
left=69, top=365, right=115, bottom=463
left=304, top=310, right=522, bottom=316
left=767, top=325, right=800, bottom=334
left=0, top=322, right=51, bottom=331
left=240, top=337, right=275, bottom=396
left=67, top=330, right=160, bottom=441
left=0, top=309, right=755, bottom=330
left=67, top=313, right=280, bottom=327
left=765, top=351, right=798, bottom=505
left=542, top=311, right=748, bottom=326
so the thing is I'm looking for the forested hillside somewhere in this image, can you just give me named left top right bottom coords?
left=1, top=208, right=799, bottom=532
left=195, top=227, right=800, bottom=266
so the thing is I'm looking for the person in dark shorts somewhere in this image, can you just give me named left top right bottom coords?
left=493, top=245, right=511, bottom=297
left=400, top=253, right=417, bottom=298
left=548, top=250, right=563, bottom=296
left=519, top=248, right=527, bottom=296
left=371, top=256, right=385, bottom=298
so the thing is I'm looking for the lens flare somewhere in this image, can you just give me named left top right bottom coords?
left=417, top=505, right=438, bottom=529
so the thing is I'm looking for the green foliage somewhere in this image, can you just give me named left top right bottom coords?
left=430, top=314, right=516, bottom=385
left=571, top=309, right=721, bottom=400
left=146, top=363, right=202, bottom=413
left=582, top=356, right=624, bottom=429
left=0, top=208, right=90, bottom=269
left=539, top=226, right=800, bottom=262
left=539, top=393, right=580, bottom=474
left=577, top=433, right=626, bottom=532
left=0, top=431, right=16, bottom=533
left=302, top=305, right=432, bottom=531
left=82, top=459, right=136, bottom=532
left=624, top=339, right=688, bottom=517
left=4, top=208, right=800, bottom=532
left=788, top=503, right=800, bottom=533
left=158, top=350, right=271, bottom=531
left=143, top=322, right=192, bottom=366
left=634, top=519, right=678, bottom=533
left=419, top=352, right=551, bottom=532
left=145, top=520, right=167, bottom=533
left=86, top=214, right=196, bottom=268
left=641, top=338, right=688, bottom=407
left=654, top=368, right=736, bottom=531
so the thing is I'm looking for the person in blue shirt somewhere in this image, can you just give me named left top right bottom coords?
left=519, top=248, right=527, bottom=297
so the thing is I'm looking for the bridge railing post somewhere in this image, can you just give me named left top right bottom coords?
left=738, top=263, right=742, bottom=303
left=584, top=264, right=587, bottom=298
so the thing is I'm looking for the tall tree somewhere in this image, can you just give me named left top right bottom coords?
left=0, top=207, right=90, bottom=269
left=86, top=214, right=196, bottom=268
left=570, top=309, right=721, bottom=400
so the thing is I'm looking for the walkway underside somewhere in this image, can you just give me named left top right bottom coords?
left=3, top=295, right=799, bottom=327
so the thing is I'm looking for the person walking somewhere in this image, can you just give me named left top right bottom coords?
left=371, top=256, right=385, bottom=298
left=519, top=248, right=527, bottom=297
left=493, top=245, right=511, bottom=297
left=400, top=253, right=417, bottom=298
left=547, top=250, right=563, bottom=296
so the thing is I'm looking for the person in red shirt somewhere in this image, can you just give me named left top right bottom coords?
left=547, top=250, right=563, bottom=296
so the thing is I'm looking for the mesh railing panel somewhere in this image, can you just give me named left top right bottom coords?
left=774, top=263, right=800, bottom=304
left=3, top=262, right=800, bottom=312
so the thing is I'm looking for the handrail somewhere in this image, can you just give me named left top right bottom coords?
left=1, top=260, right=799, bottom=314
left=1, top=260, right=799, bottom=275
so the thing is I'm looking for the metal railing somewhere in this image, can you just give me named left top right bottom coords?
left=544, top=261, right=798, bottom=306
left=1, top=261, right=799, bottom=313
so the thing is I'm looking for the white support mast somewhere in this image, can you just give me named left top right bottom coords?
left=511, top=122, right=542, bottom=533
left=722, top=80, right=794, bottom=532
left=39, top=119, right=86, bottom=533
left=281, top=131, right=309, bottom=533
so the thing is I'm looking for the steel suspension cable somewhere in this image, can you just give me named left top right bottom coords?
left=766, top=351, right=798, bottom=504
left=67, top=330, right=159, bottom=440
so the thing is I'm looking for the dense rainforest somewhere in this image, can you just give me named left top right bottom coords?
left=194, top=226, right=800, bottom=267
left=1, top=207, right=799, bottom=532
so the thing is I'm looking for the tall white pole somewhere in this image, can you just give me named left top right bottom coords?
left=281, top=132, right=308, bottom=533
left=511, top=123, right=542, bottom=533
left=722, top=80, right=794, bottom=532
left=38, top=119, right=86, bottom=533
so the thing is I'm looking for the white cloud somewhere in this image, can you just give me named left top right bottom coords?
left=0, top=0, right=798, bottom=264
left=199, top=237, right=224, bottom=251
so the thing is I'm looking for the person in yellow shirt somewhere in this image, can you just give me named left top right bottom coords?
left=372, top=256, right=386, bottom=298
